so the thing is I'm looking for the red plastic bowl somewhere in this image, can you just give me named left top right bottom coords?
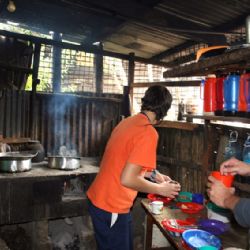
left=147, top=194, right=172, bottom=204
left=161, top=219, right=196, bottom=237
left=176, top=202, right=204, bottom=214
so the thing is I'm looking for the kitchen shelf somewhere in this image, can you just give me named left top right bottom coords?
left=163, top=45, right=250, bottom=77
left=183, top=114, right=250, bottom=125
left=156, top=120, right=201, bottom=131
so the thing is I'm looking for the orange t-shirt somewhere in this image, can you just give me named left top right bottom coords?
left=87, top=113, right=158, bottom=213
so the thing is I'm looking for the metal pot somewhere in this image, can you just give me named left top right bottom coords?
left=47, top=156, right=81, bottom=170
left=0, top=152, right=37, bottom=173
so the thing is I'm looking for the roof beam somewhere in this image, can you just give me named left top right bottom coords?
left=151, top=12, right=249, bottom=62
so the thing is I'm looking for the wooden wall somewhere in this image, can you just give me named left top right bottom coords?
left=156, top=127, right=205, bottom=193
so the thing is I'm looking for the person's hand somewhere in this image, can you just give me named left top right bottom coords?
left=220, top=157, right=250, bottom=176
left=207, top=176, right=236, bottom=208
left=154, top=172, right=171, bottom=183
left=157, top=180, right=181, bottom=199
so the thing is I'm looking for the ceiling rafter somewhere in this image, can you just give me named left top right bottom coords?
left=151, top=12, right=249, bottom=62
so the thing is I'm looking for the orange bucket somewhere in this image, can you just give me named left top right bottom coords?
left=211, top=171, right=234, bottom=187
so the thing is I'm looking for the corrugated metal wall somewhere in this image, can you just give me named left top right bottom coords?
left=33, top=93, right=122, bottom=156
left=0, top=90, right=122, bottom=157
left=0, top=90, right=31, bottom=138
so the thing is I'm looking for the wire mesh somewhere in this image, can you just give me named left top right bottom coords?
left=61, top=50, right=95, bottom=92
left=134, top=62, right=166, bottom=83
left=103, top=56, right=128, bottom=94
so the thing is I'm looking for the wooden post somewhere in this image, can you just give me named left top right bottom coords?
left=52, top=32, right=62, bottom=93
left=95, top=43, right=103, bottom=94
left=30, top=43, right=41, bottom=138
left=128, top=52, right=135, bottom=114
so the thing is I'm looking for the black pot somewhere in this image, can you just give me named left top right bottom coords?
left=26, top=141, right=45, bottom=162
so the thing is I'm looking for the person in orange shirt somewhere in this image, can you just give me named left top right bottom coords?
left=87, top=85, right=181, bottom=250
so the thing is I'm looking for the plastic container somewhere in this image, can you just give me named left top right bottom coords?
left=182, top=229, right=221, bottom=250
left=176, top=202, right=204, bottom=214
left=237, top=73, right=250, bottom=117
left=192, top=193, right=204, bottom=205
left=243, top=74, right=250, bottom=117
left=242, top=134, right=250, bottom=164
left=198, top=246, right=218, bottom=250
left=147, top=193, right=172, bottom=205
left=211, top=171, right=234, bottom=187
left=161, top=219, right=196, bottom=237
left=215, top=75, right=225, bottom=116
left=177, top=191, right=193, bottom=202
left=203, top=76, right=216, bottom=115
left=198, top=219, right=229, bottom=235
left=223, top=74, right=240, bottom=116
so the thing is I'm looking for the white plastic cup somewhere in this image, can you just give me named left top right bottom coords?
left=149, top=201, right=164, bottom=215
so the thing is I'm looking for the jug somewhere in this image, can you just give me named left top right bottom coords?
left=215, top=75, right=226, bottom=116
left=243, top=74, right=250, bottom=118
left=203, top=75, right=216, bottom=115
left=237, top=73, right=250, bottom=117
left=223, top=73, right=240, bottom=116
left=242, top=134, right=250, bottom=163
left=224, top=131, right=241, bottom=161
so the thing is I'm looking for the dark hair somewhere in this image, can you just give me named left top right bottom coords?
left=141, top=85, right=172, bottom=120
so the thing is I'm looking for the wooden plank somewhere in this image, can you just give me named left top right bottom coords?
left=132, top=81, right=201, bottom=88
left=156, top=121, right=200, bottom=131
left=183, top=114, right=250, bottom=125
left=163, top=46, right=250, bottom=77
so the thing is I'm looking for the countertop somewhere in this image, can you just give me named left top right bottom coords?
left=0, top=157, right=100, bottom=180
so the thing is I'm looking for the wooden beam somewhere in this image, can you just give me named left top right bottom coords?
left=152, top=13, right=248, bottom=62
left=163, top=47, right=250, bottom=77
left=0, top=62, right=33, bottom=74
left=155, top=120, right=200, bottom=131
left=163, top=53, right=196, bottom=68
left=95, top=43, right=103, bottom=94
left=151, top=41, right=197, bottom=61
left=131, top=81, right=201, bottom=88
left=0, top=30, right=168, bottom=67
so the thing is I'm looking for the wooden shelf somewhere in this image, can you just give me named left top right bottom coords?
left=163, top=45, right=250, bottom=77
left=156, top=120, right=201, bottom=131
left=183, top=114, right=250, bottom=124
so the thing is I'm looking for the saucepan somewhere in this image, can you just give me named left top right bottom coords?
left=0, top=152, right=37, bottom=172
left=47, top=156, right=81, bottom=170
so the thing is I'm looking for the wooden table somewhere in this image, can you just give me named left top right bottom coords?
left=141, top=199, right=248, bottom=250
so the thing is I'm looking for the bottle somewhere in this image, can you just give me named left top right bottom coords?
left=177, top=99, right=184, bottom=121
left=237, top=72, right=250, bottom=117
left=203, top=75, right=216, bottom=115
left=215, top=74, right=226, bottom=116
left=224, top=131, right=241, bottom=161
left=242, top=134, right=250, bottom=163
left=223, top=73, right=240, bottom=116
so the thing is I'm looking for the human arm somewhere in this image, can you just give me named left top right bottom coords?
left=233, top=198, right=250, bottom=228
left=220, top=158, right=250, bottom=176
left=144, top=169, right=172, bottom=183
left=121, top=162, right=181, bottom=199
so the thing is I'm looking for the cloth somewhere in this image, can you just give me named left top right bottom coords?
left=88, top=199, right=133, bottom=250
left=233, top=198, right=250, bottom=228
left=87, top=113, right=158, bottom=213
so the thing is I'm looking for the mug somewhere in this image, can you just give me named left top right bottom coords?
left=211, top=171, right=234, bottom=187
left=149, top=201, right=164, bottom=215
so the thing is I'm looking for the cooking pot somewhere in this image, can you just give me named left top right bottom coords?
left=0, top=152, right=37, bottom=172
left=47, top=156, right=81, bottom=170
